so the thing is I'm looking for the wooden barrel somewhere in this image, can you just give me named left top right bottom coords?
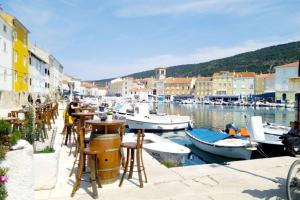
left=89, top=133, right=121, bottom=184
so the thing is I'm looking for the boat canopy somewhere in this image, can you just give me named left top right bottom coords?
left=187, top=129, right=230, bottom=143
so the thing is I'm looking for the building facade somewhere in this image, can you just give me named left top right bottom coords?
left=49, top=55, right=64, bottom=96
left=194, top=77, right=212, bottom=98
left=108, top=78, right=123, bottom=96
left=212, top=71, right=233, bottom=95
left=164, top=77, right=195, bottom=96
left=28, top=44, right=50, bottom=95
left=1, top=11, right=30, bottom=92
left=275, top=62, right=299, bottom=103
left=255, top=73, right=275, bottom=94
left=0, top=15, right=13, bottom=92
left=232, top=72, right=255, bottom=96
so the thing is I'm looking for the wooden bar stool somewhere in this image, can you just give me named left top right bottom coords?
left=70, top=127, right=101, bottom=199
left=119, top=129, right=147, bottom=188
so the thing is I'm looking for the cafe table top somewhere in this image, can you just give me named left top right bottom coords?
left=72, top=112, right=100, bottom=116
left=85, top=119, right=125, bottom=126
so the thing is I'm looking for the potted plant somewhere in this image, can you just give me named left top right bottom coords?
left=106, top=111, right=113, bottom=121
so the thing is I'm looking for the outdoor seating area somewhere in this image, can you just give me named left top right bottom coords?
left=61, top=102, right=147, bottom=199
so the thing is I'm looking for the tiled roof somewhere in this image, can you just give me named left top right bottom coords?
left=196, top=77, right=212, bottom=81
left=234, top=72, right=256, bottom=78
left=165, top=77, right=193, bottom=84
left=255, top=73, right=275, bottom=78
left=212, top=71, right=234, bottom=77
left=280, top=61, right=299, bottom=68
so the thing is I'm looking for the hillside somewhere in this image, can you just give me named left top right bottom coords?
left=93, top=41, right=300, bottom=86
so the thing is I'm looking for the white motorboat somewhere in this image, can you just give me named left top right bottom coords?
left=185, top=129, right=256, bottom=159
left=123, top=133, right=191, bottom=166
left=125, top=104, right=193, bottom=131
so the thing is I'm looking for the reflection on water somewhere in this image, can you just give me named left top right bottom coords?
left=156, top=104, right=296, bottom=130
left=150, top=104, right=297, bottom=166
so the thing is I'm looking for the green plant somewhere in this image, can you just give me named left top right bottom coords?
left=21, top=106, right=35, bottom=144
left=0, top=146, right=6, bottom=160
left=0, top=168, right=8, bottom=177
left=35, top=146, right=55, bottom=154
left=9, top=130, right=22, bottom=146
left=0, top=121, right=11, bottom=139
left=0, top=186, right=7, bottom=200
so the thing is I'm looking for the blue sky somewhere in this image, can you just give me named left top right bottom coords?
left=2, top=0, right=300, bottom=80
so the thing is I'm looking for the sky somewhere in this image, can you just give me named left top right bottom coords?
left=1, top=0, right=300, bottom=80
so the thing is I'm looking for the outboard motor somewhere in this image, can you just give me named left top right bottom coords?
left=225, top=123, right=238, bottom=134
left=281, top=127, right=300, bottom=156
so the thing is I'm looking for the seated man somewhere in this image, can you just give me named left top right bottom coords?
left=68, top=97, right=81, bottom=116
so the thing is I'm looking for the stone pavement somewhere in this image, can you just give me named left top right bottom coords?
left=35, top=109, right=298, bottom=200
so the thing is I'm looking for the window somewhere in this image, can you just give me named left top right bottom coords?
left=45, top=82, right=47, bottom=88
left=29, top=57, right=31, bottom=65
left=12, top=31, right=17, bottom=41
left=45, top=68, right=47, bottom=74
left=29, top=78, right=32, bottom=86
left=23, top=56, right=26, bottom=66
left=14, top=51, right=17, bottom=63
left=3, top=25, right=6, bottom=33
left=3, top=41, right=6, bottom=52
left=23, top=35, right=27, bottom=46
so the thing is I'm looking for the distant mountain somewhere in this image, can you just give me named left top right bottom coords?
left=92, top=41, right=300, bottom=86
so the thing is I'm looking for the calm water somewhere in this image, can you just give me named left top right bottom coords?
left=149, top=103, right=297, bottom=166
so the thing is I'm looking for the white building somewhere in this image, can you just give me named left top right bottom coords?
left=49, top=55, right=63, bottom=96
left=108, top=78, right=123, bottom=96
left=28, top=44, right=50, bottom=95
left=127, top=88, right=153, bottom=101
left=0, top=15, right=13, bottom=92
left=275, top=62, right=299, bottom=103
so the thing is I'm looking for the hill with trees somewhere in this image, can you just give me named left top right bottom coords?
left=93, top=41, right=300, bottom=86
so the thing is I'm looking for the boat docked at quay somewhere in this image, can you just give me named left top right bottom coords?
left=185, top=129, right=256, bottom=160
left=114, top=103, right=193, bottom=131
left=123, top=133, right=191, bottom=166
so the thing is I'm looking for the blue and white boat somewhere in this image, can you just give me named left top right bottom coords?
left=185, top=129, right=256, bottom=160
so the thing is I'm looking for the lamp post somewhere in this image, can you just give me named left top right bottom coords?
left=297, top=60, right=300, bottom=122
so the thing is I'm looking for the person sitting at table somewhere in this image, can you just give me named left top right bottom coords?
left=63, top=104, right=74, bottom=145
left=68, top=97, right=81, bottom=117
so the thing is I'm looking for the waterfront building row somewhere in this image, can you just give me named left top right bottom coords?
left=0, top=9, right=64, bottom=105
left=107, top=62, right=300, bottom=103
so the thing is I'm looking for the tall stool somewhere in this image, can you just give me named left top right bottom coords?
left=70, top=127, right=101, bottom=199
left=119, top=129, right=147, bottom=188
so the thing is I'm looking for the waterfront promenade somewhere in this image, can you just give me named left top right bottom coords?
left=34, top=108, right=297, bottom=200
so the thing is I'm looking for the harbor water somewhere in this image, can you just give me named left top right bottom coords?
left=149, top=103, right=297, bottom=166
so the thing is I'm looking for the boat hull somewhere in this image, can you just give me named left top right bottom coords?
left=126, top=118, right=190, bottom=131
left=186, top=132, right=253, bottom=160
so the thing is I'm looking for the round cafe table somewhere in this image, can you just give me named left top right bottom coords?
left=72, top=112, right=99, bottom=132
left=85, top=119, right=126, bottom=184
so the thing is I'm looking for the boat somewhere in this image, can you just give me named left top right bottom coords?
left=248, top=116, right=286, bottom=156
left=123, top=133, right=191, bottom=166
left=185, top=129, right=256, bottom=159
left=126, top=104, right=193, bottom=131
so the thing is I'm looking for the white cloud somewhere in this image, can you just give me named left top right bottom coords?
left=116, top=0, right=273, bottom=17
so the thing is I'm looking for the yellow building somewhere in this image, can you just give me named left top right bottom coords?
left=212, top=71, right=233, bottom=95
left=1, top=11, right=30, bottom=92
left=194, top=77, right=212, bottom=98
left=255, top=73, right=275, bottom=94
left=164, top=77, right=195, bottom=96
